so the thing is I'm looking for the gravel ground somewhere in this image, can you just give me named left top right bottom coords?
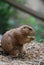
left=0, top=41, right=44, bottom=65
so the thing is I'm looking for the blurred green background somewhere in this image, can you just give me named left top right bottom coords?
left=0, top=0, right=44, bottom=42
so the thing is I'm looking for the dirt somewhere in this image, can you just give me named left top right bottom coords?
left=0, top=41, right=44, bottom=65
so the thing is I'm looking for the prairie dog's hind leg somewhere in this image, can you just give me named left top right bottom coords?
left=9, top=48, right=19, bottom=57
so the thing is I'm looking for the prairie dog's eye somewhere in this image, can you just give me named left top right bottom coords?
left=29, top=28, right=32, bottom=31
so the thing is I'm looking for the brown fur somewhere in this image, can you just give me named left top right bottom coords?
left=1, top=25, right=34, bottom=57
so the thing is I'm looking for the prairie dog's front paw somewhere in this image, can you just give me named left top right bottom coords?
left=28, top=36, right=35, bottom=41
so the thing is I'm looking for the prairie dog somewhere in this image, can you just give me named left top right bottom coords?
left=1, top=25, right=34, bottom=57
